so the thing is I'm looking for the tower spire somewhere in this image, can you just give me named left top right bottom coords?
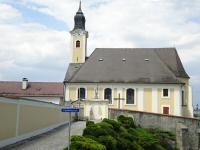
left=73, top=0, right=85, bottom=30
left=78, top=0, right=82, bottom=12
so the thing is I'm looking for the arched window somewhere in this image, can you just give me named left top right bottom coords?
left=104, top=88, right=112, bottom=104
left=78, top=88, right=85, bottom=100
left=76, top=40, right=80, bottom=48
left=126, top=88, right=135, bottom=104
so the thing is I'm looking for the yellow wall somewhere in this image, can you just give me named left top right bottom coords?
left=68, top=85, right=176, bottom=115
left=158, top=88, right=174, bottom=114
left=99, top=87, right=103, bottom=99
left=0, top=102, right=17, bottom=140
left=144, top=88, right=152, bottom=112
left=87, top=87, right=94, bottom=100
left=69, top=87, right=77, bottom=100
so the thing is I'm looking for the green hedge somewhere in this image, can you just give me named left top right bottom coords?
left=68, top=135, right=106, bottom=150
left=65, top=116, right=178, bottom=150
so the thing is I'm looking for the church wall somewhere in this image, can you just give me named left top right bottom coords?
left=69, top=87, right=77, bottom=100
left=66, top=83, right=184, bottom=116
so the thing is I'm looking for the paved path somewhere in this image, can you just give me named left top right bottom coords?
left=7, top=121, right=86, bottom=150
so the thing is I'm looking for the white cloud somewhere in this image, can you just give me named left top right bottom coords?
left=0, top=3, right=21, bottom=21
left=0, top=22, right=70, bottom=80
left=0, top=0, right=200, bottom=82
left=21, top=0, right=200, bottom=60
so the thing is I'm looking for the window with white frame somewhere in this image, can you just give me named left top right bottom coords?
left=162, top=88, right=169, bottom=98
left=104, top=88, right=112, bottom=104
left=78, top=88, right=85, bottom=100
left=126, top=88, right=135, bottom=104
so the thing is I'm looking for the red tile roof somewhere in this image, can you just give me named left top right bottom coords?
left=0, top=81, right=64, bottom=97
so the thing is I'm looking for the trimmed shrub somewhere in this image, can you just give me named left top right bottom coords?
left=102, top=118, right=121, bottom=131
left=116, top=137, right=144, bottom=150
left=98, top=135, right=117, bottom=150
left=128, top=128, right=159, bottom=148
left=86, top=120, right=95, bottom=127
left=69, top=135, right=106, bottom=150
left=117, top=115, right=136, bottom=128
left=83, top=124, right=109, bottom=137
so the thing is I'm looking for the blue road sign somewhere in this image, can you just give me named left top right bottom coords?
left=61, top=108, right=80, bottom=112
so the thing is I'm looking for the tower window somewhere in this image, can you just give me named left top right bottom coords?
left=126, top=88, right=135, bottom=104
left=76, top=40, right=80, bottom=48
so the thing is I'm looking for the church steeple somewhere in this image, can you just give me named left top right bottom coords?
left=73, top=0, right=86, bottom=31
left=70, top=1, right=88, bottom=64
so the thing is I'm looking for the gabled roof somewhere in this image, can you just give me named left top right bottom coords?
left=64, top=48, right=189, bottom=84
left=0, top=81, right=64, bottom=97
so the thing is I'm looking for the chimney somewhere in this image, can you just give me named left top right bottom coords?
left=22, top=78, right=28, bottom=90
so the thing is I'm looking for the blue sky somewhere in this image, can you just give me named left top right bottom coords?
left=0, top=0, right=199, bottom=106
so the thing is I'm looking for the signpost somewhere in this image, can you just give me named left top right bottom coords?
left=61, top=107, right=80, bottom=150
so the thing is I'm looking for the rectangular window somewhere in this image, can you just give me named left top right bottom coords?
left=162, top=88, right=169, bottom=98
left=163, top=106, right=169, bottom=115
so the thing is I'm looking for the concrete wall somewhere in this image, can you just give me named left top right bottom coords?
left=0, top=97, right=72, bottom=148
left=109, top=108, right=200, bottom=150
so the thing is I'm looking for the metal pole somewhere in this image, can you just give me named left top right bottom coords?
left=68, top=112, right=71, bottom=150
left=78, top=88, right=80, bottom=121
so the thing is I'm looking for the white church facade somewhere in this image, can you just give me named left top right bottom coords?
left=64, top=2, right=193, bottom=117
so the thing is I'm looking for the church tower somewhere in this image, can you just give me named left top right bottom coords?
left=70, top=1, right=88, bottom=63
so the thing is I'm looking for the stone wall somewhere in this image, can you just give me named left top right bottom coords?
left=109, top=108, right=200, bottom=150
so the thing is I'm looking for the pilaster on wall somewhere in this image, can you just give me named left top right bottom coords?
left=137, top=88, right=144, bottom=111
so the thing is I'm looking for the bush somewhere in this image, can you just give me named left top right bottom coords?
left=83, top=124, right=109, bottom=137
left=70, top=116, right=177, bottom=150
left=86, top=120, right=95, bottom=127
left=98, top=135, right=117, bottom=150
left=116, top=137, right=144, bottom=150
left=68, top=135, right=106, bottom=150
left=102, top=118, right=121, bottom=131
left=128, top=128, right=159, bottom=148
left=117, top=115, right=136, bottom=128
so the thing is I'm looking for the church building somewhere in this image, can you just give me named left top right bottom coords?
left=64, top=2, right=193, bottom=117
